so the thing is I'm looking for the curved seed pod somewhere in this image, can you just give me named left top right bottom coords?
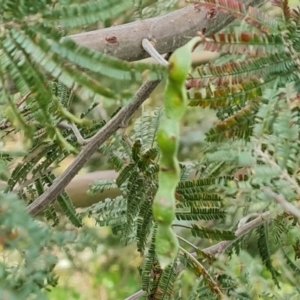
left=153, top=37, right=201, bottom=269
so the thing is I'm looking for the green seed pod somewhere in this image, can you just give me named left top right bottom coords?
left=168, top=38, right=200, bottom=84
left=153, top=37, right=201, bottom=269
left=164, top=86, right=187, bottom=121
left=153, top=189, right=176, bottom=225
left=155, top=225, right=179, bottom=269
left=156, top=120, right=179, bottom=156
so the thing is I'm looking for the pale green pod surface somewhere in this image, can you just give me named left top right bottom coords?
left=164, top=85, right=187, bottom=121
left=156, top=119, right=180, bottom=156
left=153, top=189, right=176, bottom=225
left=158, top=162, right=180, bottom=189
left=168, top=37, right=201, bottom=84
left=155, top=225, right=179, bottom=269
left=168, top=54, right=189, bottom=84
left=156, top=129, right=177, bottom=158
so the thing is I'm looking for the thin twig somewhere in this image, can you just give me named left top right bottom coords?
left=202, top=211, right=270, bottom=255
left=237, top=213, right=260, bottom=228
left=27, top=79, right=162, bottom=216
left=172, top=223, right=192, bottom=229
left=124, top=290, right=146, bottom=300
left=142, top=39, right=169, bottom=66
left=58, top=121, right=91, bottom=145
left=263, top=187, right=300, bottom=219
left=177, top=235, right=198, bottom=250
left=179, top=246, right=226, bottom=299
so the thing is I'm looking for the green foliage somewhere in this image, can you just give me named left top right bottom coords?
left=88, top=196, right=127, bottom=230
left=190, top=224, right=235, bottom=240
left=133, top=0, right=180, bottom=19
left=0, top=0, right=165, bottom=145
left=45, top=174, right=82, bottom=227
left=2, top=0, right=300, bottom=299
left=44, top=0, right=131, bottom=28
left=0, top=192, right=97, bottom=299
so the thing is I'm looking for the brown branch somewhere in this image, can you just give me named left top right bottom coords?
left=27, top=80, right=160, bottom=216
left=68, top=1, right=266, bottom=62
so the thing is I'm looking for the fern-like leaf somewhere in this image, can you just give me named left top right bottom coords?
left=176, top=208, right=226, bottom=221
left=44, top=174, right=82, bottom=227
left=257, top=223, right=280, bottom=287
left=190, top=224, right=235, bottom=241
left=88, top=196, right=127, bottom=229
left=43, top=0, right=132, bottom=28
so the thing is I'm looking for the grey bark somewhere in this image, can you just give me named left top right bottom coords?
left=68, top=1, right=263, bottom=62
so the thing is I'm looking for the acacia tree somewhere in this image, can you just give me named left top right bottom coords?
left=1, top=0, right=300, bottom=299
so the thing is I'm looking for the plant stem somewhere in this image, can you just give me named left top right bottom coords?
left=177, top=235, right=198, bottom=249
left=179, top=245, right=225, bottom=299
